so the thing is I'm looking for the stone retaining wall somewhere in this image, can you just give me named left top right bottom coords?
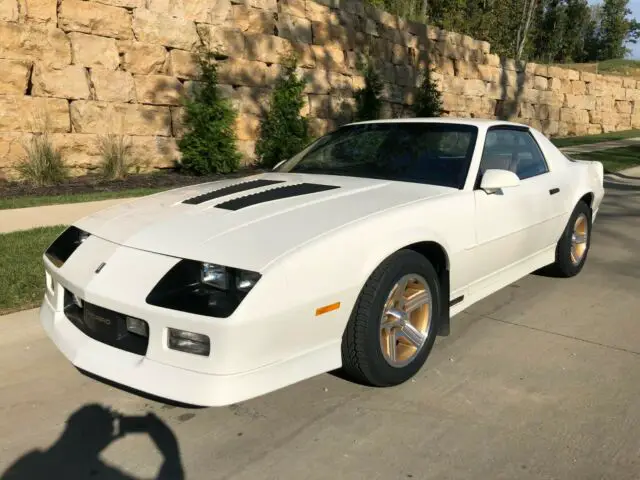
left=1, top=0, right=639, bottom=179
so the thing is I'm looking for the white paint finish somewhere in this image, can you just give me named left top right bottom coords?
left=76, top=174, right=456, bottom=272
left=40, top=119, right=607, bottom=407
left=471, top=176, right=551, bottom=284
left=479, top=169, right=521, bottom=191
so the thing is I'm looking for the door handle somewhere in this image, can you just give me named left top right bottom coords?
left=549, top=188, right=560, bottom=195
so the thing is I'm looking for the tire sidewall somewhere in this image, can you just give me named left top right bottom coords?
left=361, top=250, right=441, bottom=386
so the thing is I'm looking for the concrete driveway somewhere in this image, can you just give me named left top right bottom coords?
left=1, top=172, right=639, bottom=480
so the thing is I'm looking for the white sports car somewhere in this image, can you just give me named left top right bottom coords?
left=40, top=119, right=605, bottom=407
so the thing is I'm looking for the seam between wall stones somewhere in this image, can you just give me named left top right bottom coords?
left=85, top=67, right=96, bottom=101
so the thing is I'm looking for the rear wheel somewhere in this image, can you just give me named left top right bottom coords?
left=341, top=250, right=441, bottom=387
left=550, top=201, right=592, bottom=277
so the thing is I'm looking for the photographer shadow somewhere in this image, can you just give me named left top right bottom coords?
left=1, top=404, right=184, bottom=480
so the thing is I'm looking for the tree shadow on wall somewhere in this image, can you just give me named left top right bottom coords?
left=495, top=56, right=526, bottom=122
left=1, top=404, right=184, bottom=480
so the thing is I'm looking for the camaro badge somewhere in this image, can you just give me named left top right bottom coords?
left=95, top=262, right=106, bottom=274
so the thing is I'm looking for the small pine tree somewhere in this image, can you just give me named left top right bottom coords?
left=354, top=58, right=383, bottom=121
left=178, top=50, right=241, bottom=175
left=255, top=54, right=310, bottom=169
left=412, top=67, right=444, bottom=118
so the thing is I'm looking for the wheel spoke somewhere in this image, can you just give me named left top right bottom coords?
left=574, top=232, right=587, bottom=244
left=391, top=277, right=409, bottom=308
left=386, top=328, right=396, bottom=362
left=398, top=321, right=426, bottom=348
left=404, top=290, right=430, bottom=314
left=384, top=307, right=407, bottom=326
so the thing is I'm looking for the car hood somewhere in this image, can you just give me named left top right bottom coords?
left=75, top=172, right=454, bottom=271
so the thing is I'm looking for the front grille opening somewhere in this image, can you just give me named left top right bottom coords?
left=63, top=290, right=149, bottom=356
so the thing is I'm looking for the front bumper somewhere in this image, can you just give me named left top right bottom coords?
left=40, top=294, right=340, bottom=407
left=39, top=234, right=344, bottom=407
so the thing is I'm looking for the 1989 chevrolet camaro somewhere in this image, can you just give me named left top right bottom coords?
left=40, top=119, right=605, bottom=407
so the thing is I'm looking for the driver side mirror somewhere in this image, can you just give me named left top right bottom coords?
left=480, top=169, right=520, bottom=194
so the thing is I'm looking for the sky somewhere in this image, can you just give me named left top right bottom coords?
left=589, top=0, right=640, bottom=59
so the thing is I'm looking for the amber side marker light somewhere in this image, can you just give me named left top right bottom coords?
left=316, top=302, right=341, bottom=316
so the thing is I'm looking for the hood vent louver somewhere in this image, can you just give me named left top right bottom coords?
left=214, top=183, right=340, bottom=211
left=182, top=179, right=284, bottom=205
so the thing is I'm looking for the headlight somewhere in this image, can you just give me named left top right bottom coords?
left=201, top=263, right=228, bottom=290
left=236, top=270, right=261, bottom=292
left=45, top=226, right=91, bottom=267
left=146, top=260, right=261, bottom=318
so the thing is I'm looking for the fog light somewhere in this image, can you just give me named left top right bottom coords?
left=126, top=316, right=149, bottom=337
left=168, top=328, right=210, bottom=356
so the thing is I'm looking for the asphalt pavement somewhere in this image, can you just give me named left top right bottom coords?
left=0, top=170, right=639, bottom=480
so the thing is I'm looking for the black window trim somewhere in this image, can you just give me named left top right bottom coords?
left=474, top=125, right=550, bottom=189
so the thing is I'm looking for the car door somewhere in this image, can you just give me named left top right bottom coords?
left=468, top=126, right=555, bottom=287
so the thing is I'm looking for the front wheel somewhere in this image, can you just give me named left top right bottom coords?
left=550, top=201, right=592, bottom=277
left=341, top=250, right=441, bottom=387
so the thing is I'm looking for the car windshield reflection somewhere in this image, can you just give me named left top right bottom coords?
left=276, top=122, right=479, bottom=189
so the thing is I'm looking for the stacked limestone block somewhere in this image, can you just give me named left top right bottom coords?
left=1, top=0, right=639, bottom=179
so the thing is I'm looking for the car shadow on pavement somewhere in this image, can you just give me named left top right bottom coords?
left=0, top=404, right=184, bottom=480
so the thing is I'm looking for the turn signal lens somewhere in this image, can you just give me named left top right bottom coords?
left=168, top=328, right=210, bottom=356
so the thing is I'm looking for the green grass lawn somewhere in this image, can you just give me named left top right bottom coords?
left=571, top=145, right=640, bottom=173
left=559, top=59, right=640, bottom=78
left=0, top=225, right=66, bottom=315
left=552, top=129, right=640, bottom=148
left=0, top=187, right=165, bottom=210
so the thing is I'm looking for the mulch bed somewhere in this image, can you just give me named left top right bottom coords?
left=0, top=167, right=266, bottom=198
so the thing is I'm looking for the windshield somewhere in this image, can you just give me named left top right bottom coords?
left=276, top=122, right=479, bottom=189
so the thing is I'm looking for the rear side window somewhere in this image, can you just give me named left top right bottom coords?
left=480, top=129, right=549, bottom=180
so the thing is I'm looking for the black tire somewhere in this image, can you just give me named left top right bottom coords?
left=341, top=249, right=441, bottom=387
left=550, top=200, right=592, bottom=278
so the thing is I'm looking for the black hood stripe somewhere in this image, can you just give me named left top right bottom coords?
left=182, top=179, right=284, bottom=205
left=214, top=183, right=340, bottom=211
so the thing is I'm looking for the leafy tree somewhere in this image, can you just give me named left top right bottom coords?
left=579, top=2, right=605, bottom=61
left=534, top=0, right=567, bottom=63
left=354, top=57, right=384, bottom=121
left=255, top=54, right=310, bottom=169
left=599, top=0, right=635, bottom=59
left=516, top=0, right=539, bottom=59
left=178, top=50, right=241, bottom=175
left=412, top=67, right=443, bottom=117
left=560, top=0, right=591, bottom=62
left=361, top=0, right=638, bottom=63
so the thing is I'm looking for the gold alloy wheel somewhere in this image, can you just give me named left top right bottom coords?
left=379, top=274, right=432, bottom=368
left=570, top=213, right=589, bottom=265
